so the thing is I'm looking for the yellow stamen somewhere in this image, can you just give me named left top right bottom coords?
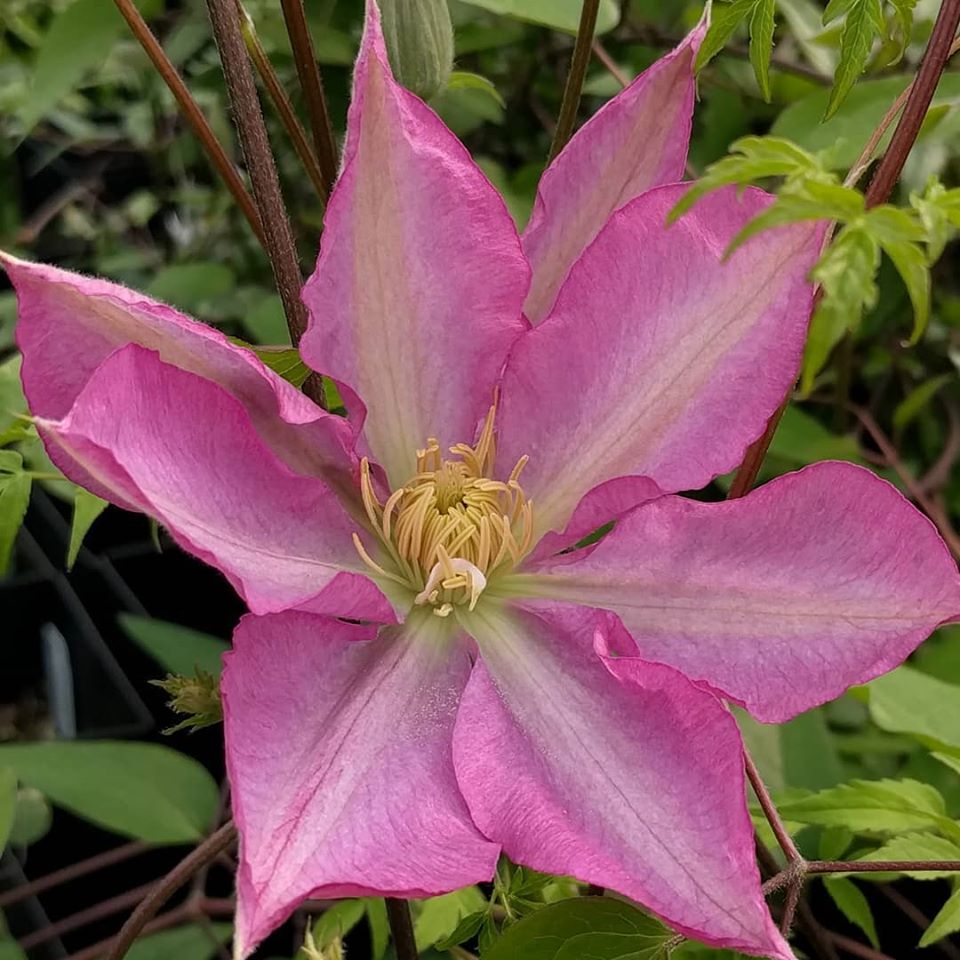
left=354, top=402, right=533, bottom=615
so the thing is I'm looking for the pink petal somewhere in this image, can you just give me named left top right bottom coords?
left=520, top=462, right=960, bottom=723
left=522, top=24, right=704, bottom=324
left=498, top=184, right=822, bottom=537
left=300, top=1, right=529, bottom=488
left=455, top=601, right=789, bottom=959
left=39, top=345, right=382, bottom=617
left=1, top=253, right=356, bottom=482
left=226, top=609, right=498, bottom=958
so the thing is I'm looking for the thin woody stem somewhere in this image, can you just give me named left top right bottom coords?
left=548, top=0, right=602, bottom=162
left=105, top=822, right=237, bottom=960
left=743, top=750, right=802, bottom=864
left=280, top=0, right=339, bottom=196
left=111, top=0, right=266, bottom=248
left=0, top=840, right=149, bottom=909
left=205, top=0, right=310, bottom=347
left=386, top=898, right=419, bottom=960
left=726, top=9, right=960, bottom=499
left=237, top=0, right=329, bottom=203
left=864, top=0, right=960, bottom=206
left=807, top=858, right=960, bottom=874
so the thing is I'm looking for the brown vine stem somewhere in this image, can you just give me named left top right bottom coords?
left=807, top=858, right=960, bottom=874
left=826, top=932, right=895, bottom=960
left=111, top=0, right=266, bottom=248
left=237, top=1, right=328, bottom=203
left=726, top=6, right=960, bottom=500
left=205, top=0, right=310, bottom=346
left=386, top=898, right=419, bottom=960
left=548, top=0, right=602, bottom=162
left=0, top=840, right=149, bottom=909
left=743, top=751, right=802, bottom=864
left=104, top=822, right=237, bottom=960
left=279, top=0, right=339, bottom=197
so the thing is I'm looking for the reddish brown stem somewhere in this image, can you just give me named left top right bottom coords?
left=238, top=1, right=328, bottom=203
left=279, top=0, right=339, bottom=196
left=104, top=823, right=236, bottom=960
left=205, top=0, right=309, bottom=347
left=744, top=750, right=802, bottom=864
left=111, top=0, right=265, bottom=248
left=807, top=859, right=960, bottom=874
left=864, top=0, right=960, bottom=207
left=64, top=898, right=235, bottom=960
left=386, top=898, right=418, bottom=960
left=18, top=882, right=157, bottom=950
left=0, top=840, right=149, bottom=909
left=826, top=931, right=895, bottom=960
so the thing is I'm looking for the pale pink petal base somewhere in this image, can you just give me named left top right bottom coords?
left=2, top=253, right=356, bottom=482
left=301, top=2, right=528, bottom=487
left=39, top=345, right=378, bottom=617
left=521, top=462, right=960, bottom=722
left=226, top=609, right=499, bottom=959
left=454, top=601, right=790, bottom=959
left=498, top=184, right=822, bottom=537
left=522, top=23, right=705, bottom=323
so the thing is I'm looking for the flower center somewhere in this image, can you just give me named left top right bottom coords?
left=353, top=406, right=534, bottom=616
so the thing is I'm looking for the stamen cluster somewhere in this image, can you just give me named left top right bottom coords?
left=354, top=407, right=533, bottom=615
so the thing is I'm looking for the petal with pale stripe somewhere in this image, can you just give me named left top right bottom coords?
left=518, top=462, right=960, bottom=722
left=227, top=609, right=498, bottom=958
left=300, top=1, right=529, bottom=487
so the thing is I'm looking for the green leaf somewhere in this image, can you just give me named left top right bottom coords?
left=145, top=263, right=235, bottom=314
left=768, top=406, right=862, bottom=465
left=311, top=900, right=366, bottom=947
left=67, top=488, right=107, bottom=570
left=0, top=942, right=27, bottom=960
left=250, top=347, right=312, bottom=389
left=921, top=887, right=960, bottom=948
left=125, top=923, right=232, bottom=960
left=366, top=899, right=390, bottom=960
left=670, top=136, right=829, bottom=223
left=863, top=205, right=930, bottom=342
left=826, top=0, right=885, bottom=118
left=865, top=666, right=960, bottom=754
left=853, top=832, right=960, bottom=879
left=776, top=778, right=959, bottom=839
left=893, top=374, right=954, bottom=432
left=781, top=708, right=845, bottom=791
left=0, top=768, right=15, bottom=852
left=886, top=0, right=916, bottom=60
left=445, top=71, right=505, bottom=108
left=802, top=226, right=880, bottom=390
left=8, top=787, right=52, bottom=846
left=454, top=0, right=619, bottom=34
left=749, top=0, right=777, bottom=101
left=823, top=877, right=878, bottom=947
left=776, top=0, right=837, bottom=75
left=18, top=0, right=124, bottom=131
left=0, top=741, right=219, bottom=843
left=0, top=470, right=31, bottom=576
left=772, top=74, right=960, bottom=170
left=119, top=613, right=228, bottom=677
left=415, top=887, right=487, bottom=950
left=483, top=898, right=674, bottom=960
left=696, top=0, right=758, bottom=72
left=434, top=910, right=487, bottom=951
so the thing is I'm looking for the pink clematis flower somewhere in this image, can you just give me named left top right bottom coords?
left=5, top=3, right=960, bottom=958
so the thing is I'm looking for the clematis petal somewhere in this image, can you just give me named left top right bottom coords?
left=38, top=344, right=383, bottom=617
left=226, top=609, right=499, bottom=959
left=522, top=23, right=704, bottom=324
left=300, top=1, right=529, bottom=488
left=518, top=462, right=960, bottom=723
left=2, top=253, right=356, bottom=482
left=454, top=601, right=789, bottom=959
left=497, top=183, right=822, bottom=537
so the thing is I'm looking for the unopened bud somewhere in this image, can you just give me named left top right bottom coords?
left=380, top=0, right=454, bottom=100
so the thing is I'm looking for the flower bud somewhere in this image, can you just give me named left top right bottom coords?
left=380, top=0, right=454, bottom=101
